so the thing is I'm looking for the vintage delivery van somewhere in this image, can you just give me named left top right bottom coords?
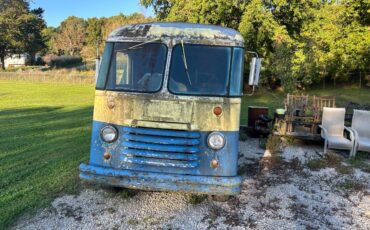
left=80, top=22, right=260, bottom=195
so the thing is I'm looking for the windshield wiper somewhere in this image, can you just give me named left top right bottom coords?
left=115, top=38, right=161, bottom=52
left=180, top=40, right=192, bottom=86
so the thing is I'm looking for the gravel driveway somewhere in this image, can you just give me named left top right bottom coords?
left=13, top=139, right=370, bottom=230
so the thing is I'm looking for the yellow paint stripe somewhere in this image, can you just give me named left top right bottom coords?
left=93, top=90, right=240, bottom=132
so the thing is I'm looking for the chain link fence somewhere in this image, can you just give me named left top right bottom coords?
left=0, top=71, right=96, bottom=85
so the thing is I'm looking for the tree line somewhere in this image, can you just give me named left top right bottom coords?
left=142, top=0, right=369, bottom=90
left=1, top=0, right=369, bottom=90
left=0, top=0, right=152, bottom=69
left=43, top=13, right=152, bottom=59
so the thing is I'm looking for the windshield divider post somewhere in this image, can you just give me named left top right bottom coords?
left=227, top=47, right=234, bottom=97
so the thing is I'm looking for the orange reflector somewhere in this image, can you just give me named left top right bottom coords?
left=213, top=106, right=222, bottom=116
left=210, top=159, right=219, bottom=168
left=103, top=152, right=111, bottom=160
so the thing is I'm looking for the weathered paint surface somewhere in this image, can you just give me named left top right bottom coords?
left=88, top=120, right=239, bottom=176
left=93, top=90, right=241, bottom=132
left=80, top=22, right=244, bottom=195
left=80, top=163, right=241, bottom=195
left=108, top=22, right=244, bottom=47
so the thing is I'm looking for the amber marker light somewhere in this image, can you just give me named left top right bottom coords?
left=210, top=159, right=219, bottom=169
left=103, top=152, right=111, bottom=160
left=213, top=106, right=222, bottom=116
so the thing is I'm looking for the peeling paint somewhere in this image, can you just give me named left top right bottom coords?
left=108, top=22, right=244, bottom=47
left=80, top=22, right=244, bottom=195
left=93, top=90, right=241, bottom=132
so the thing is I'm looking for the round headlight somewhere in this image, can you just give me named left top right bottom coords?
left=207, top=132, right=225, bottom=150
left=101, top=126, right=118, bottom=143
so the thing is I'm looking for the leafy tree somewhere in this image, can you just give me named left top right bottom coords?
left=141, top=0, right=246, bottom=29
left=239, top=0, right=298, bottom=90
left=140, top=0, right=172, bottom=21
left=101, top=13, right=149, bottom=40
left=80, top=17, right=104, bottom=59
left=53, top=16, right=86, bottom=56
left=42, top=13, right=151, bottom=59
left=42, top=26, right=57, bottom=55
left=20, top=7, right=47, bottom=62
left=100, top=14, right=126, bottom=41
left=0, top=0, right=46, bottom=69
left=86, top=17, right=103, bottom=47
left=141, top=0, right=370, bottom=91
left=300, top=2, right=370, bottom=84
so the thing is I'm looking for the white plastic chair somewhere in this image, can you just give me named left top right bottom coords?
left=351, top=109, right=370, bottom=156
left=319, top=107, right=355, bottom=157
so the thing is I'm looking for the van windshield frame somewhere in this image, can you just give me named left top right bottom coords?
left=105, top=42, right=168, bottom=93
left=168, top=44, right=233, bottom=97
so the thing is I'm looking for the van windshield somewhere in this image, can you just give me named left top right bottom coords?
left=168, top=44, right=232, bottom=96
left=106, top=42, right=167, bottom=93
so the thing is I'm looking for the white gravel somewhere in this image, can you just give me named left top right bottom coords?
left=13, top=138, right=370, bottom=230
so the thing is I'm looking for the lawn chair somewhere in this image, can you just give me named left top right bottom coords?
left=319, top=107, right=355, bottom=156
left=351, top=109, right=370, bottom=156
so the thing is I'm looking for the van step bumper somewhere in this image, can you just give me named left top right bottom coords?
left=79, top=163, right=241, bottom=195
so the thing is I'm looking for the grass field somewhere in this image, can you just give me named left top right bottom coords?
left=0, top=81, right=94, bottom=229
left=1, top=80, right=370, bottom=228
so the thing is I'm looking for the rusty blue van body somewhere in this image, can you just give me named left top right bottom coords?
left=79, top=22, right=245, bottom=195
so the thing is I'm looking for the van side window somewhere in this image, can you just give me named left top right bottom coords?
left=96, top=42, right=113, bottom=89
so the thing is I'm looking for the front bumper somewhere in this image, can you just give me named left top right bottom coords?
left=79, top=163, right=241, bottom=195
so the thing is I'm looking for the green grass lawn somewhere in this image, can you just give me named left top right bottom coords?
left=1, top=80, right=369, bottom=229
left=0, top=81, right=95, bottom=229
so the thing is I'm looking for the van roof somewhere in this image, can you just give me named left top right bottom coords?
left=107, top=22, right=244, bottom=47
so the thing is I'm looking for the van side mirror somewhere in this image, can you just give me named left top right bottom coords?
left=248, top=57, right=262, bottom=86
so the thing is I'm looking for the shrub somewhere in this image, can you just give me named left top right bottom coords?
left=348, top=151, right=370, bottom=173
left=306, top=158, right=327, bottom=171
left=323, top=153, right=342, bottom=168
left=306, top=153, right=353, bottom=174
left=42, top=55, right=83, bottom=68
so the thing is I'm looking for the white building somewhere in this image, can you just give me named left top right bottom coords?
left=4, top=53, right=31, bottom=68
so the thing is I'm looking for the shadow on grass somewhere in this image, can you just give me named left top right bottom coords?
left=0, top=106, right=93, bottom=228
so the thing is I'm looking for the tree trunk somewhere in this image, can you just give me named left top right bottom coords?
left=29, top=52, right=36, bottom=66
left=0, top=55, right=5, bottom=70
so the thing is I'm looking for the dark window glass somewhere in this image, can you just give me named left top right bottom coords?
left=96, top=42, right=113, bottom=89
left=229, top=48, right=244, bottom=96
left=168, top=44, right=231, bottom=96
left=106, top=42, right=167, bottom=93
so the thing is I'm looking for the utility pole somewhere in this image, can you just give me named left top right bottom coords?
left=95, top=37, right=101, bottom=82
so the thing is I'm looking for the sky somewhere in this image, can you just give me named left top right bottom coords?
left=30, top=0, right=154, bottom=27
